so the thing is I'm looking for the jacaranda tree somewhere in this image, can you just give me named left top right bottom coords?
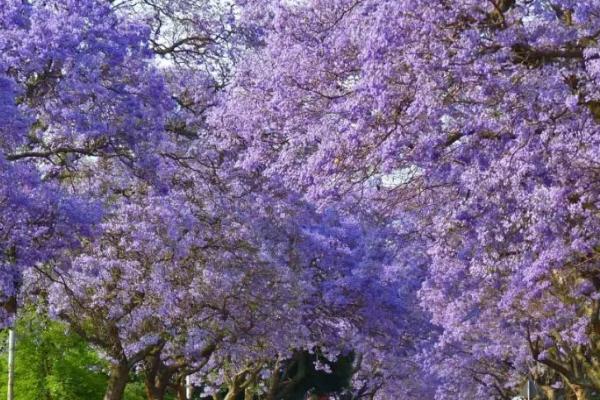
left=216, top=0, right=600, bottom=398
left=3, top=0, right=599, bottom=399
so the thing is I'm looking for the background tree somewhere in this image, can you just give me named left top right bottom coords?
left=0, top=307, right=155, bottom=400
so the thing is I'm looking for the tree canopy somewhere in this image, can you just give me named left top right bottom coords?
left=0, top=1, right=599, bottom=399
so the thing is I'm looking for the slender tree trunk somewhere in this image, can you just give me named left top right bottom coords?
left=103, top=362, right=130, bottom=400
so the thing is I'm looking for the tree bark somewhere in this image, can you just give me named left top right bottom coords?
left=265, top=361, right=281, bottom=400
left=223, top=388, right=239, bottom=400
left=569, top=384, right=593, bottom=400
left=539, top=385, right=559, bottom=400
left=145, top=383, right=168, bottom=400
left=175, top=384, right=187, bottom=400
left=171, top=377, right=187, bottom=400
left=104, top=362, right=130, bottom=400
left=144, top=363, right=172, bottom=400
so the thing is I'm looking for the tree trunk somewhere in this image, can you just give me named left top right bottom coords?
left=569, top=384, right=592, bottom=400
left=104, top=362, right=130, bottom=400
left=265, top=362, right=281, bottom=400
left=175, top=384, right=186, bottom=400
left=144, top=366, right=170, bottom=400
left=171, top=377, right=187, bottom=400
left=223, top=372, right=243, bottom=400
left=223, top=389, right=238, bottom=400
left=144, top=369, right=172, bottom=400
left=539, top=385, right=559, bottom=400
left=142, top=347, right=174, bottom=400
left=145, top=384, right=168, bottom=400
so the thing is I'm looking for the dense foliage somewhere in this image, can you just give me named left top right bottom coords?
left=0, top=308, right=154, bottom=400
left=0, top=0, right=598, bottom=399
